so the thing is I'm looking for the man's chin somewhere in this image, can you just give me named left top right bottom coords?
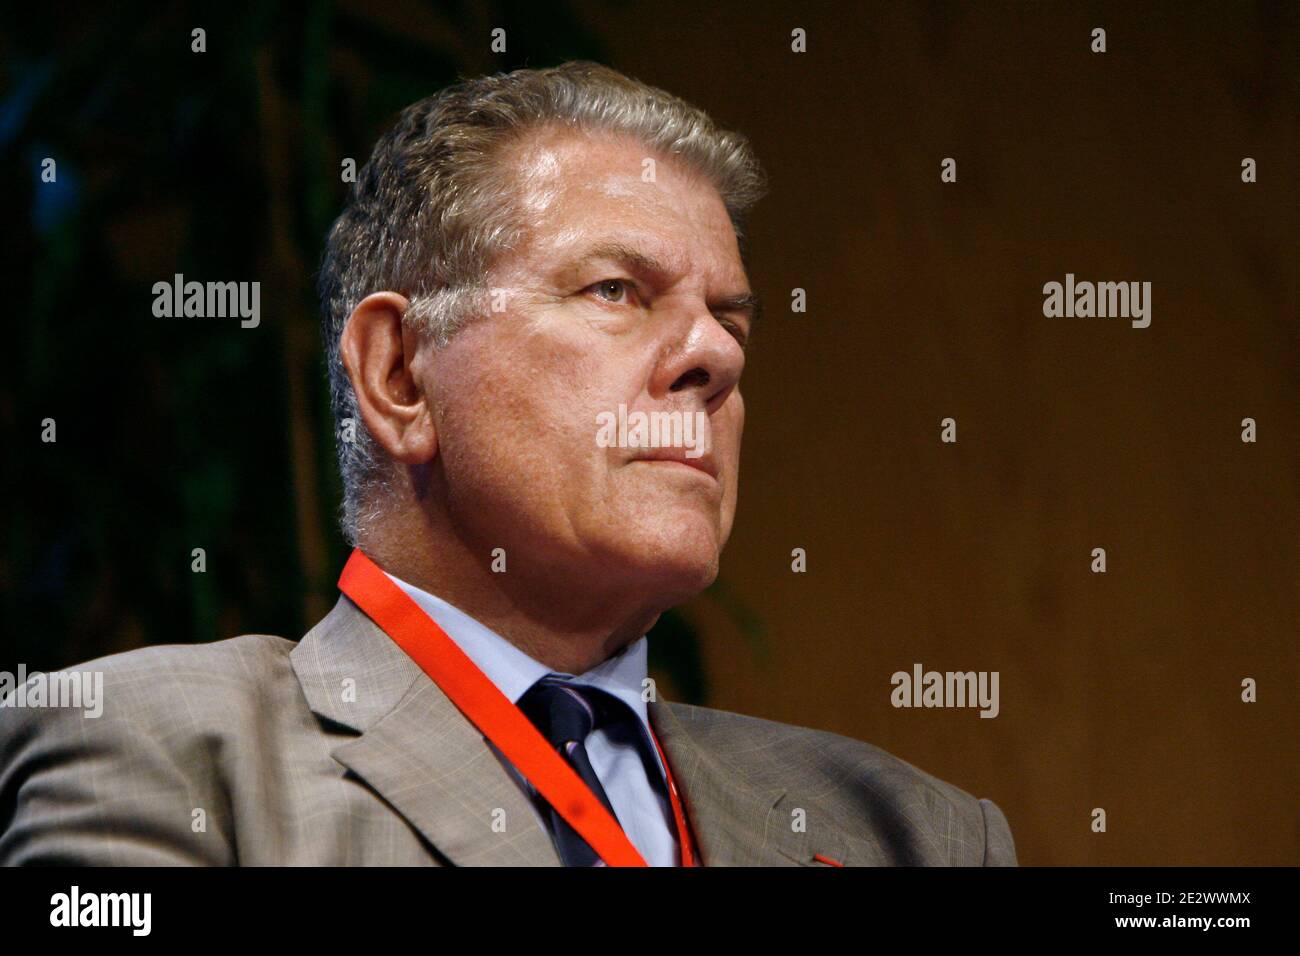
left=563, top=511, right=728, bottom=602
left=611, top=545, right=721, bottom=606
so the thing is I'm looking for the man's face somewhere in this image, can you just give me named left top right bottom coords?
left=421, top=127, right=754, bottom=607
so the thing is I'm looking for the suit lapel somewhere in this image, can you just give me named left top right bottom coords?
left=291, top=596, right=560, bottom=866
left=648, top=699, right=793, bottom=865
left=649, top=700, right=884, bottom=866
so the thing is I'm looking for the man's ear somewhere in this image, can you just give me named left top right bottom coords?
left=339, top=292, right=438, bottom=465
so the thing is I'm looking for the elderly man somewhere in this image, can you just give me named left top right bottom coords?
left=0, top=61, right=1016, bottom=866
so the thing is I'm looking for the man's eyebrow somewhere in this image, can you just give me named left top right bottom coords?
left=564, top=238, right=761, bottom=324
left=711, top=290, right=762, bottom=327
left=565, top=240, right=677, bottom=279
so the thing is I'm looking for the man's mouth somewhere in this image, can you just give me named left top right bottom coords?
left=630, top=449, right=719, bottom=481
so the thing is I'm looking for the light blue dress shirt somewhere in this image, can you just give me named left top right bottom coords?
left=384, top=571, right=680, bottom=866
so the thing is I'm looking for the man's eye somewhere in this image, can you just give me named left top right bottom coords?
left=719, top=318, right=749, bottom=350
left=589, top=279, right=631, bottom=304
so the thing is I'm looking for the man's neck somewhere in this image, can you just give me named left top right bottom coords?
left=358, top=514, right=663, bottom=675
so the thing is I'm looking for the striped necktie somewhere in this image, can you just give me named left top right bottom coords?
left=517, top=674, right=640, bottom=866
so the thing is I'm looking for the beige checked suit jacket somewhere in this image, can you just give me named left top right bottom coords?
left=0, top=596, right=1018, bottom=866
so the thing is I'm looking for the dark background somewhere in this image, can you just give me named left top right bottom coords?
left=2, top=0, right=1296, bottom=865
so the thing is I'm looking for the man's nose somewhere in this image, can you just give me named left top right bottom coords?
left=655, top=311, right=745, bottom=414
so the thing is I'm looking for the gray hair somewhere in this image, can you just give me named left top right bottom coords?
left=317, top=60, right=769, bottom=545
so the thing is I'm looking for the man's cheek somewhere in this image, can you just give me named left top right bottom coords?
left=718, top=405, right=744, bottom=466
left=728, top=384, right=745, bottom=421
left=721, top=392, right=744, bottom=447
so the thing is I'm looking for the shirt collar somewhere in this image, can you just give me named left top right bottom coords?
left=381, top=571, right=654, bottom=731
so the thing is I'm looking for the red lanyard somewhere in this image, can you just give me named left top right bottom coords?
left=338, top=548, right=697, bottom=867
